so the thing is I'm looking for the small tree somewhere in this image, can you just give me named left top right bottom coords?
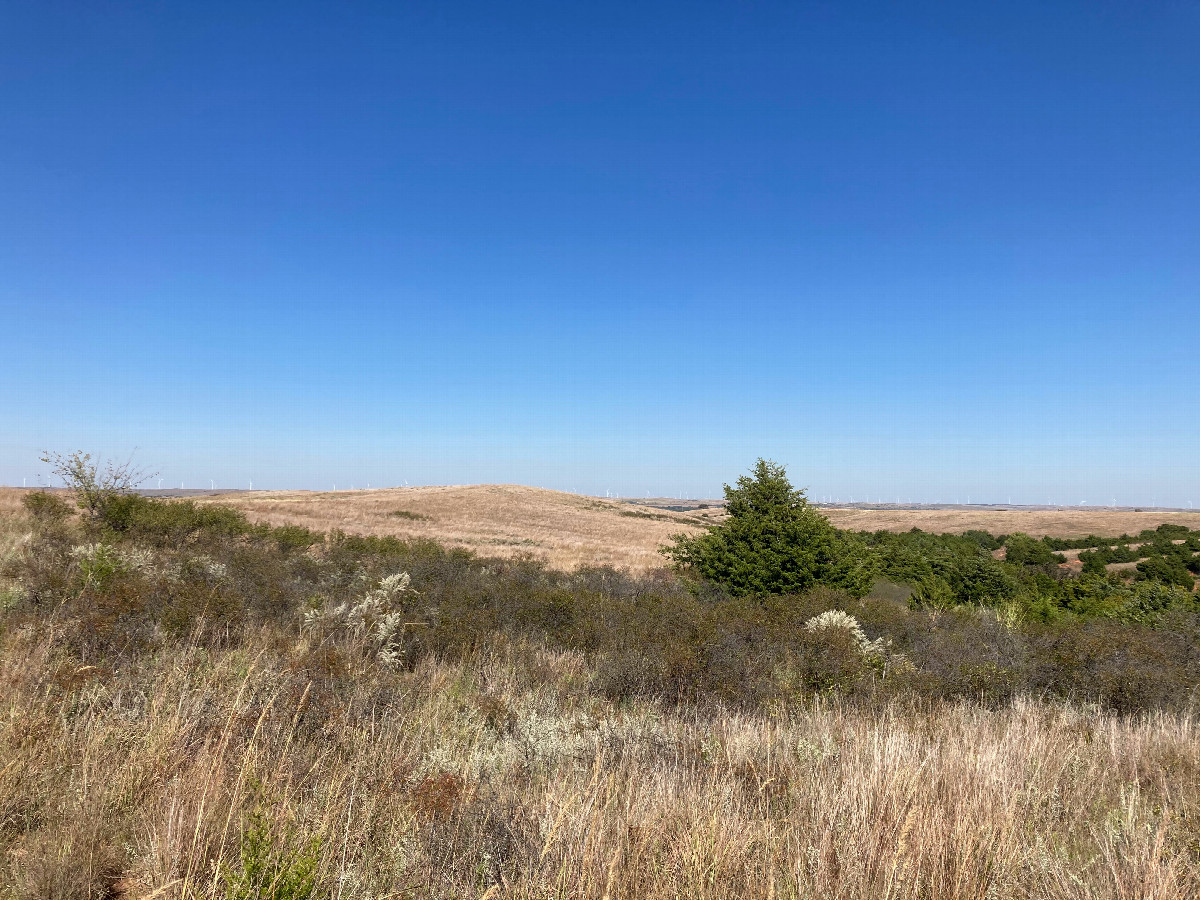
left=39, top=450, right=154, bottom=522
left=662, top=459, right=876, bottom=597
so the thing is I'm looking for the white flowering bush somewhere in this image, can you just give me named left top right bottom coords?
left=302, top=573, right=420, bottom=665
left=804, top=609, right=888, bottom=660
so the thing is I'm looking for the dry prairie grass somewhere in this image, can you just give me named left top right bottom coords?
left=4, top=501, right=1200, bottom=898
left=182, top=484, right=1200, bottom=572
left=3, top=622, right=1199, bottom=899
left=4, top=487, right=1196, bottom=573
left=822, top=505, right=1200, bottom=539
left=194, top=485, right=710, bottom=571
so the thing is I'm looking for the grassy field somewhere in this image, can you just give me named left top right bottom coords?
left=5, top=629, right=1198, bottom=899
left=822, top=505, right=1200, bottom=540
left=197, top=485, right=712, bottom=571
left=141, top=485, right=1200, bottom=572
left=4, top=488, right=1200, bottom=898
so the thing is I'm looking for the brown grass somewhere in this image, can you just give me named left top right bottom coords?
left=5, top=500, right=1200, bottom=897
left=822, top=505, right=1200, bottom=538
left=4, top=486, right=1198, bottom=573
left=194, top=485, right=711, bottom=571
left=3, top=622, right=1199, bottom=898
left=184, top=485, right=1200, bottom=571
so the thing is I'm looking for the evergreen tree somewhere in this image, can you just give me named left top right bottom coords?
left=662, top=459, right=875, bottom=597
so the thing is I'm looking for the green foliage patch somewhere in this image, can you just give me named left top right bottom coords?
left=662, top=459, right=875, bottom=597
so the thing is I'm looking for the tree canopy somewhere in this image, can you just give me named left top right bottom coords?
left=662, top=459, right=875, bottom=597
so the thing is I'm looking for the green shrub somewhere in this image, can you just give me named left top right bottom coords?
left=1136, top=555, right=1196, bottom=589
left=258, top=523, right=323, bottom=553
left=962, top=530, right=1002, bottom=551
left=863, top=528, right=1016, bottom=608
left=72, top=542, right=138, bottom=592
left=1004, top=533, right=1065, bottom=568
left=225, top=804, right=321, bottom=900
left=662, top=459, right=875, bottom=597
left=21, top=491, right=73, bottom=522
left=910, top=575, right=956, bottom=609
left=92, top=494, right=252, bottom=545
left=1079, top=550, right=1108, bottom=575
left=40, top=450, right=152, bottom=522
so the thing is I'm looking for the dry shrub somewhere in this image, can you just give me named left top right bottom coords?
left=411, top=772, right=464, bottom=824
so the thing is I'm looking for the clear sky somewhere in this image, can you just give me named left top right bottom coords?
left=2, top=1, right=1197, bottom=505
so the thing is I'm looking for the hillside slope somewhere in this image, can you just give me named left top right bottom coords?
left=200, top=484, right=710, bottom=570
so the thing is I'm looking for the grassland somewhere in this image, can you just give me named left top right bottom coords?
left=165, top=485, right=1200, bottom=572
left=194, top=485, right=711, bottom=571
left=6, top=631, right=1199, bottom=899
left=4, top=488, right=1200, bottom=898
left=822, top=505, right=1200, bottom=540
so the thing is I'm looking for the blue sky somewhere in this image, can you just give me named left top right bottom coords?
left=2, top=1, right=1197, bottom=505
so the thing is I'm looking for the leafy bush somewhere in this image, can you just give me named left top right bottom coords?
left=863, top=528, right=1016, bottom=608
left=962, top=529, right=1003, bottom=551
left=1004, top=533, right=1065, bottom=568
left=100, top=494, right=252, bottom=543
left=21, top=491, right=73, bottom=522
left=40, top=450, right=152, bottom=522
left=225, top=803, right=321, bottom=900
left=1136, top=555, right=1196, bottom=589
left=662, top=459, right=875, bottom=597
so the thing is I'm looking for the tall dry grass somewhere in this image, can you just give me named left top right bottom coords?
left=4, top=496, right=1200, bottom=899
left=3, top=619, right=1200, bottom=898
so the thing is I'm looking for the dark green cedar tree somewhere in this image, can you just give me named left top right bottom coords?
left=662, top=459, right=875, bottom=597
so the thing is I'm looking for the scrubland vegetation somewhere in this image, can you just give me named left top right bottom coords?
left=3, top=459, right=1200, bottom=898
